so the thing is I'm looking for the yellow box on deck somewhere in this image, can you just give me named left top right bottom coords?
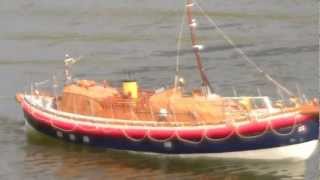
left=122, top=80, right=138, bottom=99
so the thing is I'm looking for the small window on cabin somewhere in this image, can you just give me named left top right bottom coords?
left=251, top=98, right=266, bottom=109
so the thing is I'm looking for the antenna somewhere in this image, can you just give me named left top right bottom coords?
left=277, top=87, right=285, bottom=103
left=52, top=74, right=59, bottom=108
left=52, top=75, right=58, bottom=97
left=295, top=83, right=303, bottom=103
left=175, top=6, right=186, bottom=88
left=256, top=87, right=262, bottom=96
left=232, top=86, right=238, bottom=96
left=64, top=54, right=78, bottom=84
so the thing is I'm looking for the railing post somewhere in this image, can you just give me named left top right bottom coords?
left=149, top=101, right=155, bottom=121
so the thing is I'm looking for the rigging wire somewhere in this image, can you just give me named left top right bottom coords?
left=174, top=6, right=187, bottom=87
left=193, top=0, right=294, bottom=97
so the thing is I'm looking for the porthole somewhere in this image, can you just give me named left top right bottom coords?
left=56, top=131, right=63, bottom=138
left=164, top=141, right=172, bottom=149
left=69, top=134, right=76, bottom=141
left=83, top=136, right=90, bottom=143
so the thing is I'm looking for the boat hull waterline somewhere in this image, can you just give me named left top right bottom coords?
left=21, top=95, right=319, bottom=160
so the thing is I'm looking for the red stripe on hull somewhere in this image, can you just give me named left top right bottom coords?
left=21, top=99, right=313, bottom=140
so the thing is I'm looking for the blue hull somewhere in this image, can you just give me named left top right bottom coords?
left=24, top=110, right=319, bottom=154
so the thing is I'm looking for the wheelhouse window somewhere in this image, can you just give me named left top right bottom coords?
left=250, top=98, right=267, bottom=109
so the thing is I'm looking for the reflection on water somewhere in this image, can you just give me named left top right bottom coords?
left=22, top=129, right=316, bottom=180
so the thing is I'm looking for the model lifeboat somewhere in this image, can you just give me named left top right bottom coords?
left=16, top=75, right=319, bottom=160
left=16, top=0, right=319, bottom=160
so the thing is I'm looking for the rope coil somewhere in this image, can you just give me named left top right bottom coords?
left=121, top=127, right=148, bottom=142
left=147, top=129, right=176, bottom=143
left=269, top=113, right=298, bottom=136
left=175, top=128, right=206, bottom=144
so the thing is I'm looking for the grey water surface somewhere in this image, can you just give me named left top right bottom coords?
left=0, top=0, right=319, bottom=179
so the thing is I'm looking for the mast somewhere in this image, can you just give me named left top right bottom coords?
left=186, top=0, right=213, bottom=93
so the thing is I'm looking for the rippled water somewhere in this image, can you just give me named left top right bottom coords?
left=0, top=0, right=319, bottom=179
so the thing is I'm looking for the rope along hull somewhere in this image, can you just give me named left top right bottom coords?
left=22, top=98, right=319, bottom=160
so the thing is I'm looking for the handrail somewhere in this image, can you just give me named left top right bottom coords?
left=24, top=95, right=299, bottom=130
